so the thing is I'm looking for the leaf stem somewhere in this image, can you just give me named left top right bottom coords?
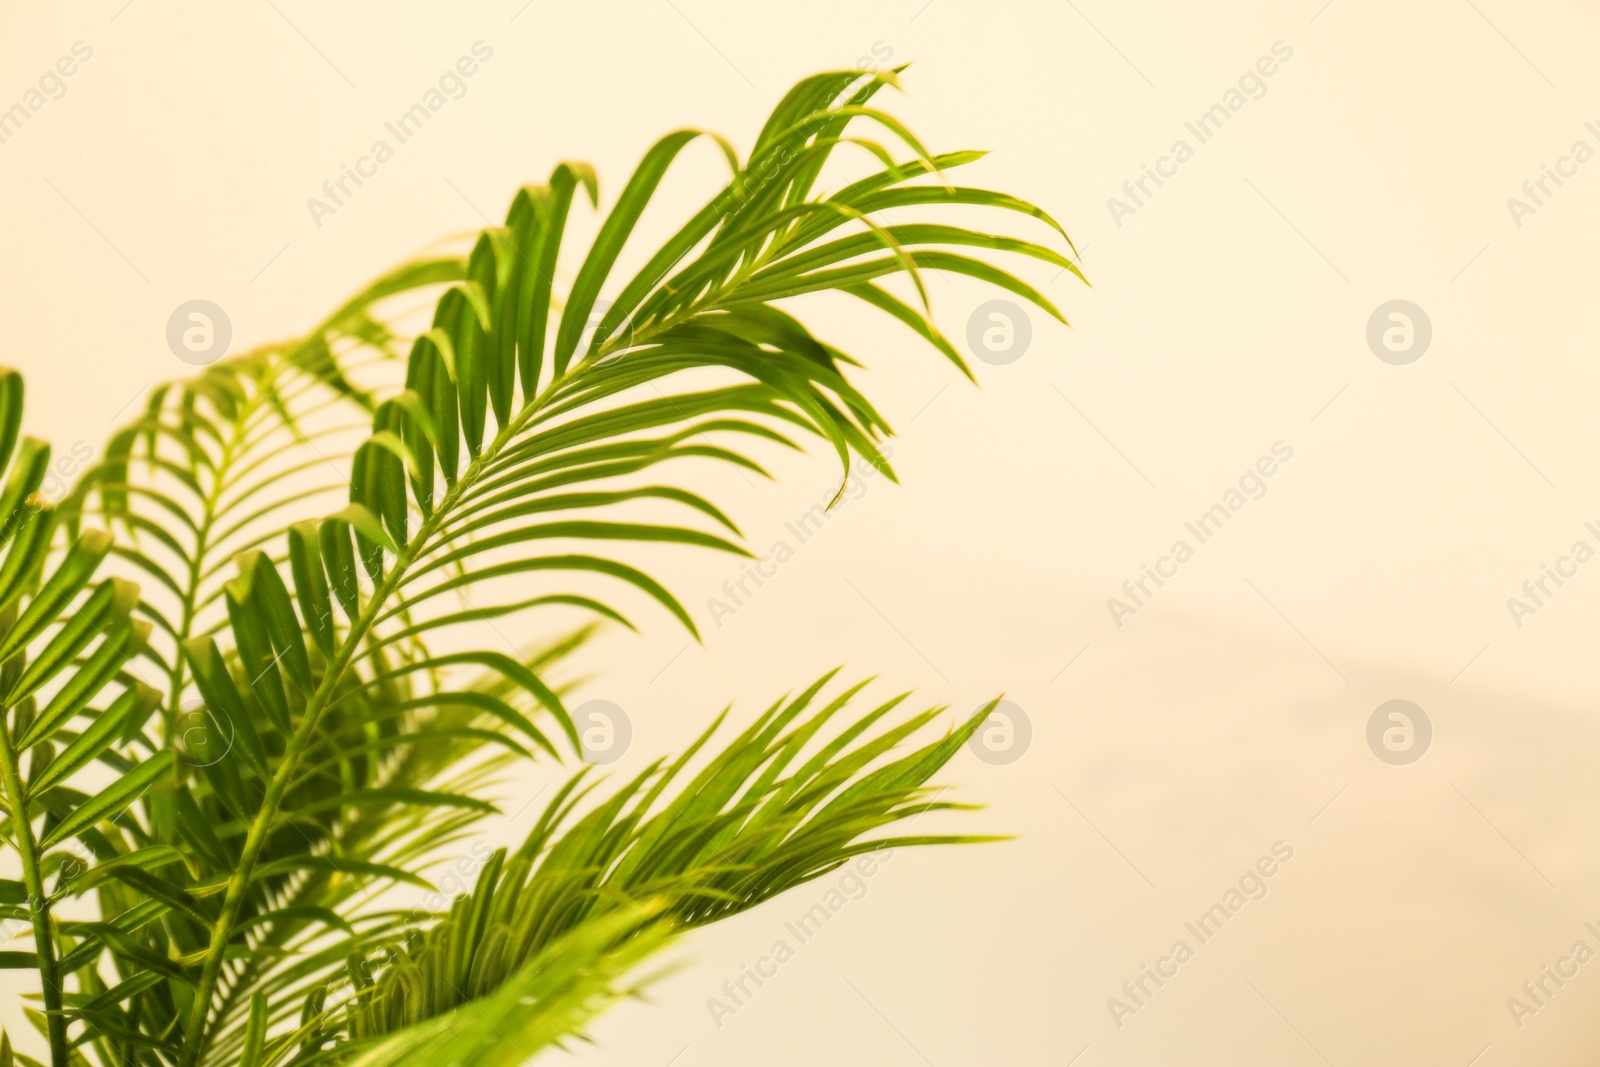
left=180, top=262, right=794, bottom=1063
left=175, top=400, right=536, bottom=1067
left=0, top=725, right=68, bottom=1067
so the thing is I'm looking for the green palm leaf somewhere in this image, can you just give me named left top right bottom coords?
left=0, top=67, right=1080, bottom=1067
left=245, top=678, right=996, bottom=1066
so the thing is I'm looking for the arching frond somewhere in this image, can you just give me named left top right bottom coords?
left=1, top=67, right=1079, bottom=1067
left=239, top=679, right=996, bottom=1066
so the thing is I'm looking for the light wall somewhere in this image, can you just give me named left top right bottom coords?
left=2, top=1, right=1598, bottom=1063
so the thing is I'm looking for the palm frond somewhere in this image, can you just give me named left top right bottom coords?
left=1, top=67, right=1079, bottom=1067
left=187, top=68, right=1070, bottom=1067
left=338, top=903, right=673, bottom=1067
left=0, top=372, right=162, bottom=1067
left=270, top=677, right=995, bottom=1066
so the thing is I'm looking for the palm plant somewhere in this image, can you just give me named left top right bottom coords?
left=0, top=68, right=1081, bottom=1067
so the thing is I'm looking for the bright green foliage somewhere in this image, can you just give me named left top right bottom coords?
left=0, top=68, right=1079, bottom=1067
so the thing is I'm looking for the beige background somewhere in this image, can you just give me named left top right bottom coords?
left=5, top=0, right=1600, bottom=1063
